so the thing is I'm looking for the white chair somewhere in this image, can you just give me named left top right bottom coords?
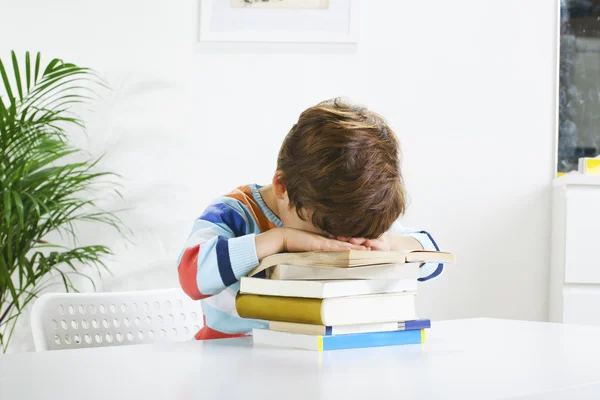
left=31, top=288, right=203, bottom=351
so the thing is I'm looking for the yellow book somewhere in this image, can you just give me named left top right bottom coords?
left=236, top=292, right=417, bottom=326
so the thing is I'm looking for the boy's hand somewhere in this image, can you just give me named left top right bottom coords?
left=256, top=228, right=367, bottom=260
left=332, top=233, right=423, bottom=252
left=332, top=234, right=391, bottom=251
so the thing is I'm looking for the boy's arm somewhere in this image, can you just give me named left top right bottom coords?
left=176, top=203, right=259, bottom=300
left=337, top=223, right=444, bottom=281
left=387, top=222, right=444, bottom=281
left=386, top=234, right=423, bottom=252
left=177, top=201, right=365, bottom=300
left=255, top=228, right=364, bottom=259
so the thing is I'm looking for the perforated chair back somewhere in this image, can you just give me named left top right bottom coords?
left=31, top=289, right=202, bottom=351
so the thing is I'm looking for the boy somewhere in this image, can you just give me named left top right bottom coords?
left=177, top=98, right=443, bottom=340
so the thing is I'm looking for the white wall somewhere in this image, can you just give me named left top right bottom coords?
left=1, top=0, right=557, bottom=350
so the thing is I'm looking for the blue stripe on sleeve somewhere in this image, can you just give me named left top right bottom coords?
left=418, top=230, right=443, bottom=281
left=220, top=197, right=260, bottom=233
left=199, top=203, right=247, bottom=237
left=215, top=236, right=236, bottom=286
left=419, top=230, right=440, bottom=250
left=418, top=263, right=444, bottom=282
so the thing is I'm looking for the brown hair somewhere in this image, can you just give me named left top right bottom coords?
left=277, top=98, right=406, bottom=238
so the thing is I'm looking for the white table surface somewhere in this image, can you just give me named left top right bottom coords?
left=2, top=318, right=600, bottom=400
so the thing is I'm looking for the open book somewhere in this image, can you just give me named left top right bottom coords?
left=248, top=249, right=455, bottom=277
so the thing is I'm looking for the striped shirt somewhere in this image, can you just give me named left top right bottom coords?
left=176, top=184, right=443, bottom=340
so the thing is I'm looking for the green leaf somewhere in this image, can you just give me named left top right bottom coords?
left=0, top=253, right=11, bottom=286
left=0, top=251, right=19, bottom=310
left=57, top=270, right=71, bottom=293
left=12, top=191, right=24, bottom=226
left=3, top=190, right=11, bottom=224
left=34, top=52, right=41, bottom=84
left=0, top=58, right=14, bottom=102
left=19, top=255, right=34, bottom=284
left=42, top=58, right=61, bottom=76
left=0, top=96, right=7, bottom=117
left=11, top=51, right=23, bottom=101
left=22, top=193, right=41, bottom=216
left=42, top=58, right=61, bottom=77
left=25, top=51, right=31, bottom=91
left=24, top=75, right=91, bottom=111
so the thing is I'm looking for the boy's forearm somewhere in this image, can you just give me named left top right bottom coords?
left=255, top=229, right=284, bottom=260
left=255, top=228, right=366, bottom=260
left=387, top=233, right=423, bottom=251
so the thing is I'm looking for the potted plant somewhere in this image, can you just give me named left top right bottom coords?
left=0, top=51, right=124, bottom=352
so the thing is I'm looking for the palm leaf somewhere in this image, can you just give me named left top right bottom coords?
left=0, top=58, right=14, bottom=101
left=33, top=53, right=41, bottom=84
left=0, top=51, right=125, bottom=352
left=25, top=52, right=31, bottom=91
left=11, top=51, right=24, bottom=101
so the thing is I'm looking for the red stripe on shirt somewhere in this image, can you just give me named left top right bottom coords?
left=194, top=315, right=250, bottom=340
left=178, top=244, right=211, bottom=300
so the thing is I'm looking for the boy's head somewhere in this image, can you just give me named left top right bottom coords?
left=272, top=98, right=405, bottom=239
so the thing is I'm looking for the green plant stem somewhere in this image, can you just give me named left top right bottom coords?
left=2, top=307, right=19, bottom=353
left=0, top=302, right=14, bottom=325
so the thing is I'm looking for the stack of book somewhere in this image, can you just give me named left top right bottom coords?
left=236, top=249, right=454, bottom=351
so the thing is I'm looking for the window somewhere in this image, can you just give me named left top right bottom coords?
left=559, top=0, right=600, bottom=172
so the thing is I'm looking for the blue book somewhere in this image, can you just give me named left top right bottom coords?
left=252, top=328, right=425, bottom=351
left=268, top=319, right=431, bottom=336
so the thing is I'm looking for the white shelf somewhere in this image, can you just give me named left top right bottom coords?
left=553, top=173, right=600, bottom=187
left=550, top=179, right=600, bottom=325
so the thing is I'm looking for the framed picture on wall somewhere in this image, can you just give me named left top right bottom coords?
left=198, top=0, right=359, bottom=43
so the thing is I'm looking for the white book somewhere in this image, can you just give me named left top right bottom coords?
left=252, top=327, right=424, bottom=351
left=239, top=277, right=417, bottom=299
left=271, top=262, right=420, bottom=281
left=268, top=320, right=430, bottom=335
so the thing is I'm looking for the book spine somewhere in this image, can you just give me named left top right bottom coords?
left=273, top=264, right=420, bottom=281
left=269, top=321, right=327, bottom=335
left=236, top=293, right=324, bottom=324
left=269, top=321, right=428, bottom=335
left=321, top=329, right=424, bottom=351
left=253, top=328, right=424, bottom=351
left=329, top=320, right=429, bottom=335
left=402, top=319, right=431, bottom=330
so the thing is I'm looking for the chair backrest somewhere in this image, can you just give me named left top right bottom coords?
left=31, top=288, right=202, bottom=351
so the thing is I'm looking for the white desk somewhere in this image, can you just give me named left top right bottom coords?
left=2, top=318, right=600, bottom=400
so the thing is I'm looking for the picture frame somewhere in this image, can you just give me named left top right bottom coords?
left=198, top=0, right=359, bottom=44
